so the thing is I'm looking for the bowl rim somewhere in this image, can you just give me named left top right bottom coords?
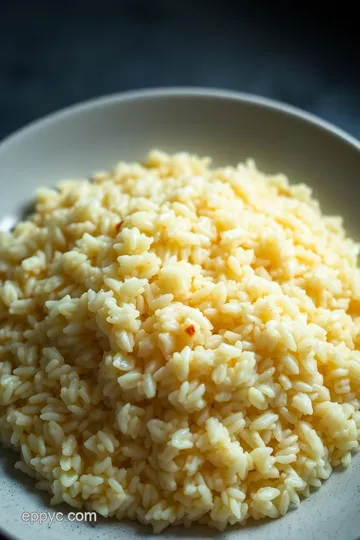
left=0, top=87, right=359, bottom=154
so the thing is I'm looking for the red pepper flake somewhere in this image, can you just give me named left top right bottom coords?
left=115, top=221, right=124, bottom=233
left=185, top=324, right=195, bottom=337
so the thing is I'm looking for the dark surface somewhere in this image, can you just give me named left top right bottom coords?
left=0, top=0, right=360, bottom=142
left=1, top=2, right=359, bottom=540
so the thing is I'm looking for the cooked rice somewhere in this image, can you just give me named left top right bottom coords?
left=1, top=150, right=360, bottom=532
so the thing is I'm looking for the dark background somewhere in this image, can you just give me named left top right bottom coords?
left=1, top=0, right=359, bottom=141
left=0, top=1, right=359, bottom=539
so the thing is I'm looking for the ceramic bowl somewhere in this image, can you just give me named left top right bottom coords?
left=1, top=88, right=360, bottom=540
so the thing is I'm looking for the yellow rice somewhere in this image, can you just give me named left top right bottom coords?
left=1, top=150, right=360, bottom=532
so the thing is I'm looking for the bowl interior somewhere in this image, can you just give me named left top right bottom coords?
left=1, top=89, right=360, bottom=540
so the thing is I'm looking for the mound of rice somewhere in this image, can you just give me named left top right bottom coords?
left=1, top=150, right=360, bottom=532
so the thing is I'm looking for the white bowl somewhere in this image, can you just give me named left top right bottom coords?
left=1, top=88, right=360, bottom=540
